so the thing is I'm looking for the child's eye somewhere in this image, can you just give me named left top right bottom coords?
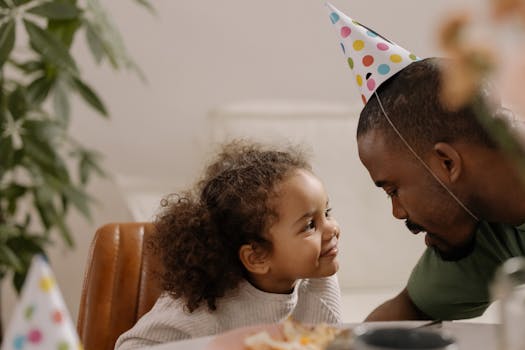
left=325, top=208, right=332, bottom=217
left=304, top=220, right=316, bottom=232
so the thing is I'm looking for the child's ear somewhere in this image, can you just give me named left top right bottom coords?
left=239, top=244, right=270, bottom=275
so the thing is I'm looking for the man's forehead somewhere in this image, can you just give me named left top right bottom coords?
left=357, top=129, right=391, bottom=157
left=357, top=128, right=417, bottom=158
left=357, top=129, right=414, bottom=181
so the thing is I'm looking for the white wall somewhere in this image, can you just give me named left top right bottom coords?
left=2, top=0, right=484, bottom=327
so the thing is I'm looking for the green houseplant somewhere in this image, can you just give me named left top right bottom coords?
left=0, top=0, right=152, bottom=337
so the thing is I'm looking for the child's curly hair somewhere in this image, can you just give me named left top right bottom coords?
left=151, top=140, right=311, bottom=312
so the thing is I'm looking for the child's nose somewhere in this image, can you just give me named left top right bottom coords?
left=323, top=223, right=339, bottom=240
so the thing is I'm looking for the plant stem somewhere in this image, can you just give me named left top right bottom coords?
left=0, top=287, right=3, bottom=343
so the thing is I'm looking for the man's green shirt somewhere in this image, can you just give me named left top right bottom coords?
left=407, top=221, right=525, bottom=320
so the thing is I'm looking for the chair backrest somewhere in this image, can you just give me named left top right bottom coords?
left=77, top=222, right=164, bottom=350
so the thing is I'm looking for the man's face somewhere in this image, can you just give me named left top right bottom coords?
left=357, top=129, right=478, bottom=261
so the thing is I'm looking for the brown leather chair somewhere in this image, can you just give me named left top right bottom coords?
left=77, top=222, right=164, bottom=350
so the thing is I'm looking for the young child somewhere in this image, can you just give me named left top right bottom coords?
left=115, top=140, right=342, bottom=349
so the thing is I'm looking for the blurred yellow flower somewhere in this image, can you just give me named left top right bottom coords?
left=439, top=12, right=471, bottom=52
left=438, top=13, right=497, bottom=109
left=490, top=0, right=525, bottom=21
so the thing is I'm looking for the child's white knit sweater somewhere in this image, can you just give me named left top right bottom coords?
left=115, top=275, right=341, bottom=350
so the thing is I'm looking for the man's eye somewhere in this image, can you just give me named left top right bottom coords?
left=386, top=189, right=398, bottom=198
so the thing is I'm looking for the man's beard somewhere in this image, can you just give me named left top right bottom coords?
left=432, top=233, right=476, bottom=261
left=405, top=220, right=476, bottom=261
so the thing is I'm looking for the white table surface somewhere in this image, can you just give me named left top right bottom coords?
left=145, top=321, right=499, bottom=350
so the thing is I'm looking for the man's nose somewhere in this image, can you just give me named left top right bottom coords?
left=392, top=197, right=408, bottom=220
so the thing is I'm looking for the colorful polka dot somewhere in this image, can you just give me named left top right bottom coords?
left=28, top=329, right=43, bottom=343
left=52, top=309, right=63, bottom=323
left=378, top=64, right=391, bottom=75
left=340, top=26, right=351, bottom=38
left=58, top=341, right=70, bottom=350
left=409, top=53, right=417, bottom=60
left=340, top=43, right=345, bottom=54
left=39, top=275, right=55, bottom=292
left=366, top=30, right=378, bottom=37
left=24, top=305, right=35, bottom=320
left=390, top=54, right=402, bottom=63
left=13, top=335, right=25, bottom=350
left=362, top=55, right=374, bottom=67
left=356, top=75, right=363, bottom=86
left=347, top=57, right=354, bottom=69
left=377, top=43, right=389, bottom=51
left=361, top=95, right=367, bottom=104
left=330, top=12, right=340, bottom=24
left=353, top=40, right=364, bottom=51
left=367, top=78, right=376, bottom=91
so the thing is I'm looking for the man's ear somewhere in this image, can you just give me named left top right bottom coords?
left=239, top=244, right=271, bottom=275
left=432, top=142, right=462, bottom=183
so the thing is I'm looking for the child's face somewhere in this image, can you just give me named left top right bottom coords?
left=265, top=169, right=340, bottom=290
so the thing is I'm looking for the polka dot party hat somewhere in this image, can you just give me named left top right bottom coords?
left=1, top=255, right=82, bottom=350
left=326, top=2, right=420, bottom=105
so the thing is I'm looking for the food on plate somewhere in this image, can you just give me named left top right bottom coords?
left=244, top=318, right=346, bottom=350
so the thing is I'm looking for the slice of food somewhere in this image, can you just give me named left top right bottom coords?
left=244, top=318, right=346, bottom=350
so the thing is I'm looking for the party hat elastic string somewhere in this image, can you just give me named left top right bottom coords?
left=374, top=91, right=480, bottom=222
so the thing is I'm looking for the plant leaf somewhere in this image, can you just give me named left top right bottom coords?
left=79, top=152, right=91, bottom=185
left=0, top=245, right=24, bottom=272
left=27, top=2, right=81, bottom=20
left=0, top=224, right=21, bottom=241
left=23, top=119, right=64, bottom=144
left=84, top=20, right=104, bottom=63
left=49, top=209, right=74, bottom=247
left=8, top=86, right=28, bottom=120
left=4, top=183, right=27, bottom=215
left=133, top=0, right=156, bottom=16
left=1, top=182, right=27, bottom=199
left=26, top=76, right=54, bottom=105
left=23, top=19, right=79, bottom=75
left=84, top=0, right=144, bottom=80
left=43, top=173, right=93, bottom=220
left=0, top=135, right=14, bottom=174
left=33, top=187, right=75, bottom=247
left=8, top=236, right=47, bottom=293
left=0, top=18, right=15, bottom=67
left=23, top=142, right=58, bottom=175
left=9, top=59, right=45, bottom=74
left=77, top=149, right=106, bottom=184
left=62, top=184, right=92, bottom=221
left=71, top=77, right=108, bottom=117
left=53, top=78, right=70, bottom=125
left=22, top=131, right=69, bottom=182
left=33, top=186, right=55, bottom=230
left=48, top=18, right=82, bottom=48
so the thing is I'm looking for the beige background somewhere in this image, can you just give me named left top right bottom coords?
left=2, top=0, right=487, bottom=326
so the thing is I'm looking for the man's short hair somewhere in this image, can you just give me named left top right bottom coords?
left=357, top=57, right=497, bottom=151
